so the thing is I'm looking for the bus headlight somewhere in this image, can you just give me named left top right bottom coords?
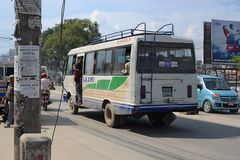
left=212, top=93, right=221, bottom=100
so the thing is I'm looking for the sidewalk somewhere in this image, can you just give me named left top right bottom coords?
left=0, top=123, right=14, bottom=160
left=0, top=86, right=62, bottom=160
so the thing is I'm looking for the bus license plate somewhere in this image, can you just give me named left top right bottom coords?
left=162, top=87, right=173, bottom=97
left=228, top=102, right=234, bottom=106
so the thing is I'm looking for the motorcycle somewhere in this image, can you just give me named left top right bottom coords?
left=49, top=81, right=55, bottom=90
left=41, top=90, right=50, bottom=111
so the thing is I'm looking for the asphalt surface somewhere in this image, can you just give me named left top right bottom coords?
left=1, top=86, right=240, bottom=160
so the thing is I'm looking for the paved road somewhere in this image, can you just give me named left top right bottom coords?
left=41, top=88, right=240, bottom=160
left=1, top=87, right=240, bottom=160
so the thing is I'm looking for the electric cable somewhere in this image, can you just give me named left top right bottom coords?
left=51, top=0, right=67, bottom=142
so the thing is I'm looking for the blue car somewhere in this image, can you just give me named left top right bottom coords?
left=197, top=74, right=239, bottom=113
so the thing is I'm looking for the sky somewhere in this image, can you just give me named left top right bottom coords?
left=0, top=0, right=240, bottom=60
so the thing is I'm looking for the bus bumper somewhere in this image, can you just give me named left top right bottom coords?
left=114, top=103, right=198, bottom=115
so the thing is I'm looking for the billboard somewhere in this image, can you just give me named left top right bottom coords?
left=211, top=19, right=240, bottom=63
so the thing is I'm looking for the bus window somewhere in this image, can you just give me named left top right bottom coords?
left=137, top=41, right=195, bottom=73
left=105, top=49, right=112, bottom=74
left=0, top=67, right=3, bottom=80
left=66, top=55, right=76, bottom=75
left=6, top=67, right=14, bottom=76
left=96, top=50, right=105, bottom=74
left=112, top=46, right=131, bottom=75
left=85, top=52, right=95, bottom=75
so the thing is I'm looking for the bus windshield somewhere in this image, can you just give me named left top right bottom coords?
left=137, top=41, right=195, bottom=73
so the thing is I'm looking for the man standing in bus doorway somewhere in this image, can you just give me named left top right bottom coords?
left=3, top=75, right=14, bottom=128
left=73, top=57, right=83, bottom=105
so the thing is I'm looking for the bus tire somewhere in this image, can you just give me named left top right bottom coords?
left=148, top=112, right=176, bottom=126
left=69, top=100, right=78, bottom=114
left=43, top=102, right=48, bottom=111
left=104, top=103, right=120, bottom=128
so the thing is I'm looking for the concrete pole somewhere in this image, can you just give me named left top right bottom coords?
left=20, top=134, right=51, bottom=160
left=14, top=1, right=42, bottom=160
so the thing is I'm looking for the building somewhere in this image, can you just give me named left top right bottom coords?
left=0, top=49, right=15, bottom=65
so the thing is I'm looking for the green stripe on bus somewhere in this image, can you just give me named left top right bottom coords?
left=97, top=80, right=110, bottom=90
left=85, top=83, right=96, bottom=89
left=109, top=77, right=127, bottom=90
left=84, top=76, right=127, bottom=91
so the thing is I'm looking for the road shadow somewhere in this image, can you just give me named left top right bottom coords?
left=41, top=113, right=78, bottom=126
left=76, top=110, right=105, bottom=123
left=124, top=116, right=240, bottom=139
left=200, top=110, right=240, bottom=115
left=75, top=110, right=240, bottom=140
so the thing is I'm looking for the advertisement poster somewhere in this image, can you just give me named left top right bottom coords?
left=15, top=45, right=40, bottom=98
left=211, top=19, right=240, bottom=63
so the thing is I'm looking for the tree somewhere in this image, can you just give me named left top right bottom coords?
left=231, top=56, right=240, bottom=70
left=232, top=56, right=240, bottom=64
left=41, top=18, right=100, bottom=70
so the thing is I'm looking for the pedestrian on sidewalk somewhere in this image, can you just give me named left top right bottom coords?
left=2, top=75, right=14, bottom=128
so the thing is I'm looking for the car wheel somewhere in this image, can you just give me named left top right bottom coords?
left=203, top=100, right=213, bottom=113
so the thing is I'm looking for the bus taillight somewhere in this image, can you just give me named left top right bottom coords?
left=187, top=85, right=192, bottom=98
left=141, top=85, right=146, bottom=99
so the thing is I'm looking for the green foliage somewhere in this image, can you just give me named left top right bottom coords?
left=232, top=56, right=240, bottom=64
left=41, top=18, right=100, bottom=70
left=231, top=56, right=240, bottom=70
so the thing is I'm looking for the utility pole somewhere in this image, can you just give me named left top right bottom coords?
left=13, top=1, right=41, bottom=160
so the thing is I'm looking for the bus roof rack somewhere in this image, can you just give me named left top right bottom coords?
left=91, top=22, right=174, bottom=44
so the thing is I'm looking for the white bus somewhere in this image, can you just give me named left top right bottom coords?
left=64, top=23, right=198, bottom=127
left=0, top=64, right=14, bottom=100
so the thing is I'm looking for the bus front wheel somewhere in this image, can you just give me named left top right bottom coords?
left=69, top=99, right=78, bottom=114
left=104, top=103, right=120, bottom=128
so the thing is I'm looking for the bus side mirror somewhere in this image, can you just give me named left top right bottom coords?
left=197, top=84, right=202, bottom=90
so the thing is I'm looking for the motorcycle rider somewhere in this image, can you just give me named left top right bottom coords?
left=41, top=72, right=51, bottom=103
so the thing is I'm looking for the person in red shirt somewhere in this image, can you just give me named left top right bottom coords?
left=73, top=57, right=83, bottom=104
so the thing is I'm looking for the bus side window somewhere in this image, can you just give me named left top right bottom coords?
left=112, top=48, right=125, bottom=75
left=85, top=52, right=95, bottom=75
left=96, top=50, right=105, bottom=74
left=104, top=49, right=112, bottom=75
left=66, top=55, right=76, bottom=75
left=112, top=46, right=131, bottom=75
left=0, top=67, right=4, bottom=80
left=6, top=67, right=14, bottom=76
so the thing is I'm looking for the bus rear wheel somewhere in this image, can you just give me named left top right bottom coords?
left=104, top=103, right=120, bottom=128
left=147, top=112, right=176, bottom=126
